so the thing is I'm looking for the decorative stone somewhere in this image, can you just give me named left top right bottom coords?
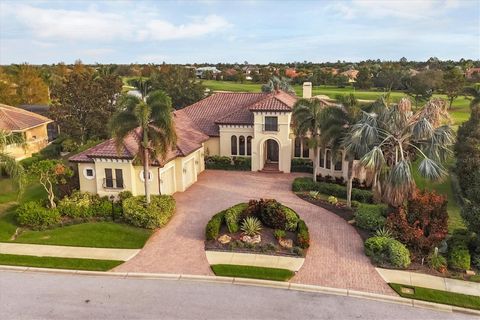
left=400, top=287, right=415, bottom=295
left=241, top=234, right=261, bottom=244
left=347, top=219, right=355, bottom=225
left=279, top=238, right=293, bottom=249
left=466, top=270, right=476, bottom=276
left=217, top=234, right=231, bottom=244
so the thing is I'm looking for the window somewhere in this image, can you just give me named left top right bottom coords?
left=264, top=116, right=278, bottom=131
left=325, top=150, right=331, bottom=170
left=105, top=168, right=114, bottom=188
left=319, top=148, right=325, bottom=167
left=334, top=152, right=343, bottom=171
left=86, top=169, right=94, bottom=177
left=231, top=135, right=237, bottom=155
left=104, top=168, right=124, bottom=189
left=247, top=136, right=252, bottom=156
left=239, top=136, right=245, bottom=155
left=140, top=170, right=153, bottom=182
left=82, top=167, right=95, bottom=180
left=294, top=137, right=301, bottom=157
left=115, top=169, right=124, bottom=189
left=302, top=139, right=310, bottom=158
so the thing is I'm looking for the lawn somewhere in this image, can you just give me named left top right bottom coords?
left=389, top=283, right=480, bottom=311
left=0, top=253, right=122, bottom=271
left=211, top=264, right=294, bottom=281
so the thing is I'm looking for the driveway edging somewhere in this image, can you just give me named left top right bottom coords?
left=1, top=265, right=478, bottom=316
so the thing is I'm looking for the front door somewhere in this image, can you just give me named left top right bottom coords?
left=266, top=139, right=279, bottom=162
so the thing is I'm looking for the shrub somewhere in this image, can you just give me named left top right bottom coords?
left=297, top=219, right=310, bottom=249
left=206, top=210, right=225, bottom=240
left=93, top=197, right=114, bottom=218
left=273, top=229, right=286, bottom=240
left=283, top=206, right=299, bottom=231
left=355, top=204, right=387, bottom=232
left=118, top=191, right=133, bottom=203
left=122, top=195, right=176, bottom=229
left=224, top=203, right=248, bottom=233
left=374, top=226, right=393, bottom=239
left=58, top=191, right=96, bottom=218
left=364, top=236, right=411, bottom=269
left=327, top=196, right=338, bottom=205
left=257, top=199, right=287, bottom=230
left=17, top=201, right=61, bottom=229
left=291, top=158, right=313, bottom=173
left=241, top=216, right=263, bottom=236
left=205, top=156, right=251, bottom=171
left=428, top=248, right=447, bottom=272
left=448, top=247, right=471, bottom=271
left=292, top=177, right=373, bottom=203
left=61, top=138, right=78, bottom=153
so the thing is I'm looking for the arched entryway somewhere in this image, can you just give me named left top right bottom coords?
left=262, top=139, right=280, bottom=172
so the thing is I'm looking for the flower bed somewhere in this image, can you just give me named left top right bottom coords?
left=205, top=199, right=309, bottom=258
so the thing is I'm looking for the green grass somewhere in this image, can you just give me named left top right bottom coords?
left=389, top=283, right=480, bottom=311
left=0, top=253, right=122, bottom=271
left=13, top=222, right=152, bottom=249
left=211, top=264, right=294, bottom=281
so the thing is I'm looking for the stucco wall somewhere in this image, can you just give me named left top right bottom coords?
left=77, top=163, right=98, bottom=194
left=218, top=126, right=254, bottom=157
left=93, top=159, right=136, bottom=198
left=6, top=124, right=49, bottom=160
left=204, top=137, right=220, bottom=156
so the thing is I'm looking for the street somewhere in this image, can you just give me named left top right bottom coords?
left=0, top=270, right=475, bottom=320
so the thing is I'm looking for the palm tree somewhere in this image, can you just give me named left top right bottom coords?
left=319, top=94, right=361, bottom=207
left=0, top=130, right=25, bottom=192
left=110, top=90, right=176, bottom=204
left=292, top=98, right=325, bottom=182
left=127, top=77, right=152, bottom=100
left=344, top=97, right=454, bottom=207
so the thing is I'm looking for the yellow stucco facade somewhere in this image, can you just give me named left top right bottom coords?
left=4, top=124, right=50, bottom=160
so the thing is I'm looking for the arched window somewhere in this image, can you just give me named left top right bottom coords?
left=325, top=149, right=331, bottom=169
left=319, top=148, right=325, bottom=168
left=294, top=137, right=301, bottom=157
left=239, top=136, right=246, bottom=155
left=231, top=135, right=237, bottom=155
left=302, top=138, right=310, bottom=158
left=334, top=152, right=343, bottom=171
left=247, top=136, right=252, bottom=156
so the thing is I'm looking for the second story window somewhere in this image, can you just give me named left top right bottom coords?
left=264, top=116, right=278, bottom=131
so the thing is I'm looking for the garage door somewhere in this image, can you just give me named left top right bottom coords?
left=184, top=158, right=195, bottom=188
left=160, top=166, right=175, bottom=195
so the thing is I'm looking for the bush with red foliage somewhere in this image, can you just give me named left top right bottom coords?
left=386, top=189, right=448, bottom=257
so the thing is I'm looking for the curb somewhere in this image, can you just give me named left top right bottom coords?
left=0, top=265, right=479, bottom=316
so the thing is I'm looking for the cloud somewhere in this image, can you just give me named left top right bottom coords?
left=7, top=4, right=230, bottom=42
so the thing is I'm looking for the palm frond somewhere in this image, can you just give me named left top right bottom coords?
left=360, top=146, right=386, bottom=172
left=418, top=157, right=447, bottom=181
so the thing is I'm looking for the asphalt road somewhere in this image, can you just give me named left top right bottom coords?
left=0, top=271, right=475, bottom=320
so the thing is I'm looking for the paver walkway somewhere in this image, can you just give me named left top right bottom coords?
left=115, top=170, right=393, bottom=295
left=0, top=243, right=139, bottom=261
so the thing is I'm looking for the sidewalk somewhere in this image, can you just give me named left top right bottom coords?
left=376, top=268, right=480, bottom=297
left=0, top=243, right=139, bottom=261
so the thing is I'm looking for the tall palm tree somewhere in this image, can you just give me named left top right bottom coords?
left=319, top=94, right=361, bottom=207
left=292, top=98, right=325, bottom=181
left=110, top=90, right=176, bottom=204
left=344, top=97, right=454, bottom=207
left=0, top=130, right=25, bottom=192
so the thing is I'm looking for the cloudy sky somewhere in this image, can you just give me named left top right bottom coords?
left=0, top=0, right=478, bottom=64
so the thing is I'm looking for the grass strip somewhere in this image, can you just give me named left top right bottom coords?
left=389, top=283, right=480, bottom=311
left=211, top=264, right=294, bottom=281
left=0, top=253, right=123, bottom=271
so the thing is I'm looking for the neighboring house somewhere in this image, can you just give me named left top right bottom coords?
left=19, top=104, right=59, bottom=141
left=70, top=82, right=368, bottom=197
left=195, top=67, right=221, bottom=79
left=341, top=69, right=359, bottom=83
left=466, top=67, right=480, bottom=79
left=0, top=104, right=53, bottom=160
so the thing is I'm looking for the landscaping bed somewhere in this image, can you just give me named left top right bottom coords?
left=205, top=199, right=310, bottom=258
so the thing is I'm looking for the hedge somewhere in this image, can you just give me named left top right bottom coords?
left=205, top=210, right=226, bottom=240
left=17, top=201, right=61, bottom=230
left=224, top=203, right=248, bottom=233
left=364, top=236, right=411, bottom=269
left=291, top=158, right=313, bottom=173
left=297, top=219, right=310, bottom=249
left=355, top=203, right=387, bottom=231
left=292, top=177, right=373, bottom=203
left=58, top=191, right=113, bottom=219
left=122, top=195, right=176, bottom=229
left=205, top=156, right=251, bottom=171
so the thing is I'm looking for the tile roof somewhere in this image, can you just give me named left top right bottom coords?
left=183, top=91, right=297, bottom=135
left=0, top=104, right=53, bottom=131
left=69, top=110, right=209, bottom=166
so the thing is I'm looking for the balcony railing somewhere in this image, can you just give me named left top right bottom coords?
left=103, top=178, right=124, bottom=189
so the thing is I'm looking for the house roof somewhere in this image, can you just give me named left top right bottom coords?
left=69, top=110, right=209, bottom=165
left=0, top=104, right=53, bottom=132
left=183, top=91, right=297, bottom=135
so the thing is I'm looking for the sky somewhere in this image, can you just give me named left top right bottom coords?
left=0, top=0, right=479, bottom=64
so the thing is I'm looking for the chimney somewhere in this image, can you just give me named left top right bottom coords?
left=303, top=82, right=312, bottom=99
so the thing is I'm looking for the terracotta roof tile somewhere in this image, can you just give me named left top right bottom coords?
left=0, top=104, right=52, bottom=131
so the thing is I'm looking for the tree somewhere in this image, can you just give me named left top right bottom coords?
left=261, top=76, right=295, bottom=94
left=373, top=66, right=407, bottom=91
left=29, top=160, right=72, bottom=208
left=292, top=98, right=326, bottom=182
left=344, top=97, right=454, bottom=206
left=14, top=64, right=50, bottom=105
left=455, top=86, right=480, bottom=232
left=406, top=70, right=443, bottom=107
left=110, top=91, right=176, bottom=204
left=0, top=68, right=19, bottom=106
left=442, top=67, right=465, bottom=108
left=319, top=94, right=361, bottom=207
left=49, top=66, right=122, bottom=144
left=0, top=130, right=25, bottom=192
left=354, top=67, right=373, bottom=90
left=150, top=66, right=205, bottom=109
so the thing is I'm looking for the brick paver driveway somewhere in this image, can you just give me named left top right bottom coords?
left=115, top=170, right=392, bottom=295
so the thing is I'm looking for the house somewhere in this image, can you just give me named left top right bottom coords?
left=0, top=104, right=53, bottom=160
left=195, top=67, right=221, bottom=79
left=19, top=104, right=59, bottom=141
left=466, top=67, right=480, bottom=79
left=70, top=82, right=367, bottom=198
left=340, top=69, right=359, bottom=83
